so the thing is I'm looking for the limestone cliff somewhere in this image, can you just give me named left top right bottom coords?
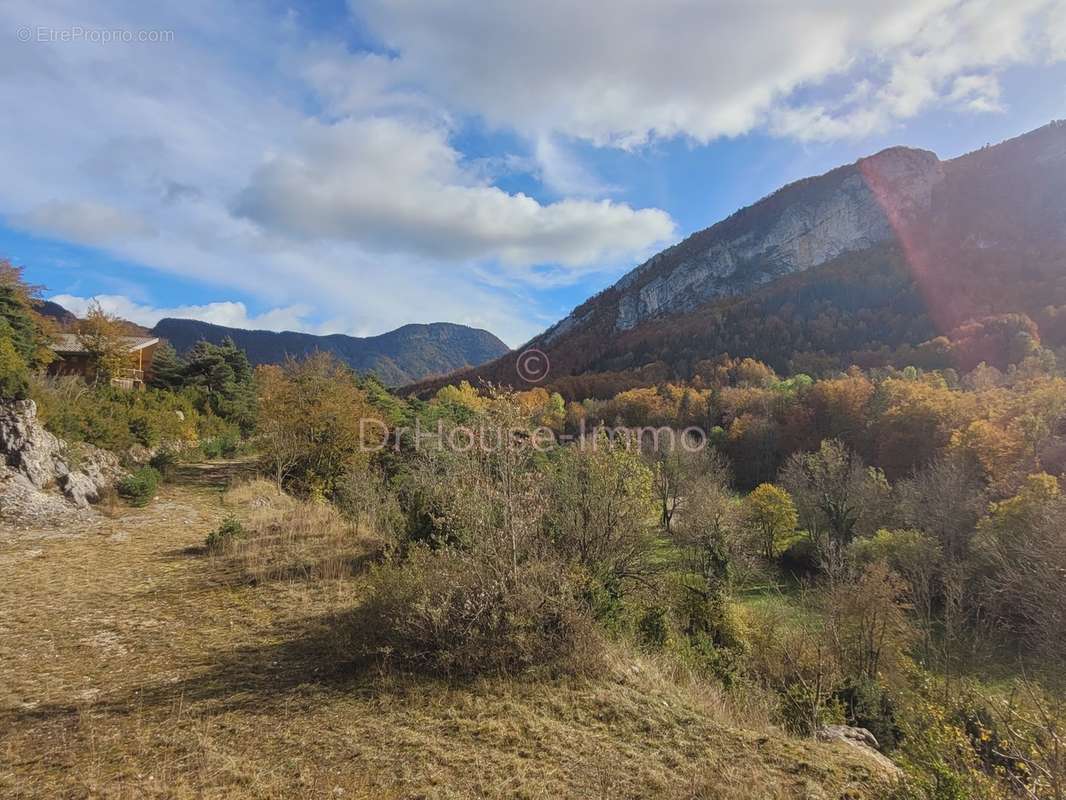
left=0, top=400, right=122, bottom=524
left=551, top=147, right=944, bottom=338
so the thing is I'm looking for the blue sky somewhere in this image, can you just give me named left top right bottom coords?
left=2, top=1, right=1065, bottom=347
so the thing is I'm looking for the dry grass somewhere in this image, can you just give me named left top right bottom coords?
left=0, top=463, right=896, bottom=799
left=217, top=479, right=386, bottom=586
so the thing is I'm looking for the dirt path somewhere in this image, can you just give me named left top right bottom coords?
left=1, top=462, right=241, bottom=697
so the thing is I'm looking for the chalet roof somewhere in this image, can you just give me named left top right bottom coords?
left=50, top=334, right=160, bottom=355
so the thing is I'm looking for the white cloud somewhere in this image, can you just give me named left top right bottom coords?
left=352, top=0, right=1064, bottom=145
left=532, top=135, right=616, bottom=198
left=11, top=200, right=155, bottom=244
left=0, top=1, right=673, bottom=346
left=1, top=0, right=1064, bottom=351
left=234, top=118, right=673, bottom=269
left=49, top=294, right=315, bottom=333
left=948, top=74, right=1002, bottom=112
left=1047, top=0, right=1066, bottom=58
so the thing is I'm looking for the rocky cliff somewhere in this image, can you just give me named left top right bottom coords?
left=407, top=120, right=1066, bottom=397
left=0, top=400, right=122, bottom=525
left=546, top=146, right=944, bottom=339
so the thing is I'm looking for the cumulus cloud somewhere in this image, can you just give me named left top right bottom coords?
left=353, top=0, right=1065, bottom=145
left=2, top=0, right=1064, bottom=349
left=49, top=294, right=316, bottom=333
left=234, top=118, right=673, bottom=268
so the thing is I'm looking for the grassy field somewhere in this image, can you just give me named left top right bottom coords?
left=0, top=463, right=897, bottom=799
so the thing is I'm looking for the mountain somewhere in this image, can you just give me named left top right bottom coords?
left=410, top=121, right=1066, bottom=398
left=33, top=300, right=78, bottom=328
left=151, top=318, right=510, bottom=386
left=34, top=300, right=152, bottom=335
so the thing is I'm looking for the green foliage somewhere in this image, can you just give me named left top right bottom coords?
left=148, top=447, right=179, bottom=479
left=543, top=435, right=658, bottom=582
left=0, top=332, right=30, bottom=400
left=0, top=260, right=53, bottom=371
left=146, top=341, right=186, bottom=391
left=636, top=604, right=670, bottom=649
left=181, top=338, right=257, bottom=435
left=198, top=419, right=241, bottom=459
left=743, top=483, right=798, bottom=561
left=206, top=516, right=245, bottom=551
left=117, top=466, right=162, bottom=507
left=835, top=676, right=901, bottom=751
left=779, top=683, right=845, bottom=736
left=32, top=378, right=199, bottom=452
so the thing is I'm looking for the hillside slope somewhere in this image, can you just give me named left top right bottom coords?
left=151, top=318, right=510, bottom=386
left=411, top=121, right=1066, bottom=397
left=0, top=463, right=896, bottom=799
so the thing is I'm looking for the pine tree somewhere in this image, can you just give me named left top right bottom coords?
left=147, top=341, right=186, bottom=391
left=0, top=259, right=53, bottom=370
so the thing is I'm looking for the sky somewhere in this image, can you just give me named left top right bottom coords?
left=2, top=1, right=1065, bottom=348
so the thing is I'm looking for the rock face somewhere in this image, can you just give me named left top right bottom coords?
left=0, top=400, right=122, bottom=514
left=816, top=725, right=901, bottom=777
left=406, top=120, right=1066, bottom=398
left=566, top=147, right=944, bottom=335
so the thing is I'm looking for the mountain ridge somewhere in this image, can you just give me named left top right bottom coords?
left=150, top=317, right=510, bottom=386
left=408, top=120, right=1066, bottom=397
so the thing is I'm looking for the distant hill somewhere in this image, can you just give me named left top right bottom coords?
left=33, top=300, right=78, bottom=328
left=411, top=121, right=1066, bottom=398
left=151, top=318, right=510, bottom=386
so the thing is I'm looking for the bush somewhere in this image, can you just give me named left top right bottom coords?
left=636, top=604, right=670, bottom=649
left=206, top=516, right=245, bottom=552
left=30, top=377, right=199, bottom=453
left=199, top=422, right=241, bottom=459
left=779, top=683, right=845, bottom=736
left=148, top=447, right=179, bottom=479
left=334, top=468, right=404, bottom=544
left=835, top=677, right=901, bottom=751
left=0, top=334, right=30, bottom=400
left=117, top=466, right=162, bottom=507
left=352, top=547, right=603, bottom=677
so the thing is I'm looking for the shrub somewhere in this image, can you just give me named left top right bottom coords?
left=117, top=466, right=162, bottom=507
left=206, top=516, right=245, bottom=552
left=352, top=547, right=603, bottom=677
left=636, top=604, right=670, bottom=649
left=255, top=354, right=384, bottom=496
left=0, top=334, right=30, bottom=400
left=665, top=578, right=750, bottom=686
left=148, top=447, right=179, bottom=479
left=30, top=377, right=199, bottom=453
left=779, top=683, right=845, bottom=736
left=334, top=468, right=404, bottom=544
left=200, top=432, right=240, bottom=459
left=835, top=676, right=901, bottom=751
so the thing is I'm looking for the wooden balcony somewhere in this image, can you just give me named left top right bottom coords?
left=110, top=368, right=145, bottom=391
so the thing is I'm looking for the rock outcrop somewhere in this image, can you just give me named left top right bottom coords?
left=569, top=146, right=944, bottom=334
left=816, top=725, right=901, bottom=777
left=0, top=400, right=122, bottom=522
